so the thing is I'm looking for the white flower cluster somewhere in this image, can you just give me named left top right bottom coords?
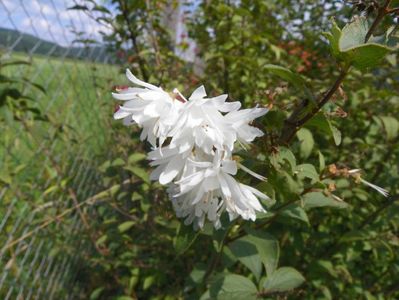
left=113, top=69, right=270, bottom=229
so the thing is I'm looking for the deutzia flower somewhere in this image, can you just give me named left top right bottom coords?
left=168, top=150, right=269, bottom=229
left=113, top=70, right=270, bottom=229
left=113, top=69, right=185, bottom=147
left=168, top=85, right=268, bottom=155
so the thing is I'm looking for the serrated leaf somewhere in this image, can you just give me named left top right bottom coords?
left=302, top=192, right=349, bottom=209
left=263, top=267, right=305, bottom=293
left=208, top=274, right=258, bottom=300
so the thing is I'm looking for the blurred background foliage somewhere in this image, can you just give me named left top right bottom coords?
left=1, top=0, right=399, bottom=299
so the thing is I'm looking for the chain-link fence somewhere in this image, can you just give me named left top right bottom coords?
left=0, top=1, right=119, bottom=298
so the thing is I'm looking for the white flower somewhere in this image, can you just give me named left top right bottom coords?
left=169, top=150, right=269, bottom=229
left=224, top=106, right=268, bottom=146
left=148, top=145, right=191, bottom=185
left=113, top=71, right=270, bottom=229
left=168, top=86, right=244, bottom=155
left=113, top=69, right=184, bottom=146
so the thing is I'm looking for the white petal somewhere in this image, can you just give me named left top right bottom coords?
left=126, top=69, right=161, bottom=91
left=237, top=162, right=266, bottom=181
left=189, top=85, right=207, bottom=100
left=114, top=109, right=131, bottom=119
left=159, top=155, right=185, bottom=185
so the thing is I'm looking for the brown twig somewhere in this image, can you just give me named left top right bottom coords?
left=365, top=0, right=392, bottom=42
left=278, top=0, right=394, bottom=146
left=117, top=0, right=149, bottom=81
left=279, top=69, right=348, bottom=144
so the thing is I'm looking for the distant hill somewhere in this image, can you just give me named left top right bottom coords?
left=0, top=27, right=113, bottom=63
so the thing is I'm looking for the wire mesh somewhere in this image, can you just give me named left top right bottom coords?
left=0, top=0, right=118, bottom=298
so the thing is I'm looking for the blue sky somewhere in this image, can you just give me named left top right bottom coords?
left=0, top=0, right=113, bottom=47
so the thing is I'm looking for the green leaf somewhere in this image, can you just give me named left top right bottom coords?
left=125, top=166, right=150, bottom=184
left=229, top=238, right=263, bottom=281
left=330, top=125, right=342, bottom=146
left=0, top=172, right=12, bottom=185
left=270, top=147, right=296, bottom=173
left=296, top=128, right=314, bottom=159
left=112, top=158, right=125, bottom=167
left=96, top=235, right=107, bottom=246
left=306, top=113, right=340, bottom=145
left=325, top=17, right=397, bottom=70
left=143, top=275, right=155, bottom=290
left=189, top=264, right=207, bottom=284
left=118, top=221, right=135, bottom=233
left=264, top=64, right=305, bottom=89
left=380, top=116, right=399, bottom=140
left=245, top=229, right=279, bottom=276
left=344, top=43, right=394, bottom=69
left=174, top=222, right=200, bottom=255
left=280, top=204, right=309, bottom=225
left=128, top=153, right=147, bottom=164
left=208, top=274, right=258, bottom=300
left=318, top=151, right=326, bottom=172
left=295, top=164, right=319, bottom=182
left=263, top=267, right=305, bottom=293
left=264, top=64, right=313, bottom=98
left=323, top=19, right=342, bottom=59
left=90, top=287, right=105, bottom=300
left=339, top=16, right=369, bottom=50
left=302, top=192, right=349, bottom=209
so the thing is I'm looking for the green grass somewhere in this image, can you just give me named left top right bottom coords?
left=1, top=53, right=124, bottom=186
left=0, top=53, right=126, bottom=298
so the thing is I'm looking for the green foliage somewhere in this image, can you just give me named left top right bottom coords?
left=4, top=0, right=399, bottom=299
left=324, top=16, right=398, bottom=70
left=262, top=267, right=305, bottom=293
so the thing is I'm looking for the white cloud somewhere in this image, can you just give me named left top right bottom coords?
left=0, top=0, right=114, bottom=47
left=30, top=0, right=54, bottom=17
left=1, top=0, right=17, bottom=12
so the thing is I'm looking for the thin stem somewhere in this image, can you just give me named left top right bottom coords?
left=279, top=0, right=394, bottom=146
left=118, top=0, right=149, bottom=81
left=279, top=69, right=348, bottom=145
left=365, top=0, right=392, bottom=42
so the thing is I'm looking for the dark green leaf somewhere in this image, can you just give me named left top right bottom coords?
left=245, top=229, right=279, bottom=276
left=263, top=267, right=305, bottom=292
left=302, top=192, right=349, bottom=209
left=229, top=238, right=262, bottom=281
left=208, top=274, right=258, bottom=300
left=174, top=222, right=200, bottom=255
